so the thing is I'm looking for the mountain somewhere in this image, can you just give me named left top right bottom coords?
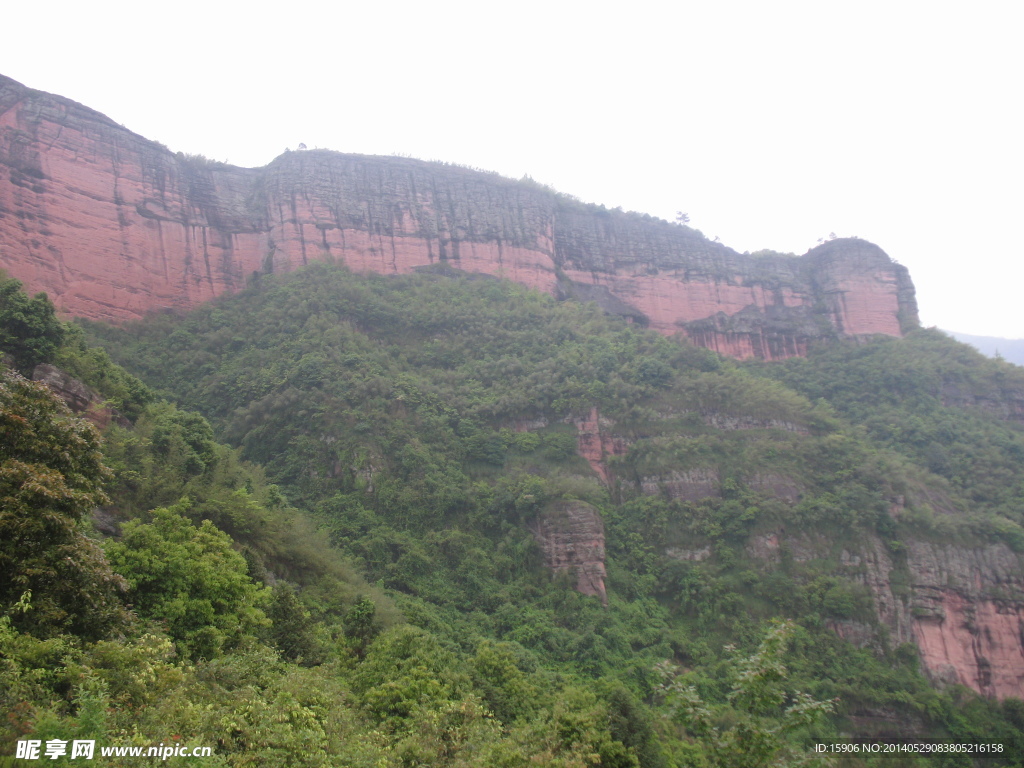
left=5, top=217, right=1024, bottom=765
left=79, top=263, right=1024, bottom=704
left=946, top=330, right=1024, bottom=367
left=0, top=74, right=917, bottom=360
left=5, top=76, right=1024, bottom=764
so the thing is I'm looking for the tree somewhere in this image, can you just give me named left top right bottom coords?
left=657, top=621, right=835, bottom=768
left=105, top=502, right=268, bottom=659
left=342, top=596, right=379, bottom=657
left=149, top=404, right=217, bottom=474
left=0, top=276, right=65, bottom=372
left=266, top=583, right=323, bottom=664
left=0, top=369, right=128, bottom=639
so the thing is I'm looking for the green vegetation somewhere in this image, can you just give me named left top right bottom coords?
left=0, top=274, right=65, bottom=373
left=105, top=504, right=270, bottom=660
left=753, top=329, right=1024, bottom=539
left=0, top=370, right=127, bottom=640
left=52, top=325, right=155, bottom=420
left=3, top=266, right=1024, bottom=765
left=657, top=621, right=834, bottom=768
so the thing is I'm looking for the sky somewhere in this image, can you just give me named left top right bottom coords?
left=4, top=0, right=1023, bottom=337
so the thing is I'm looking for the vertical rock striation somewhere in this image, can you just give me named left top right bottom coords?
left=530, top=500, right=608, bottom=606
left=841, top=539, right=1024, bottom=699
left=1, top=74, right=918, bottom=358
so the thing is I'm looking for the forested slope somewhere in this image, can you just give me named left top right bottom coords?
left=3, top=265, right=1024, bottom=766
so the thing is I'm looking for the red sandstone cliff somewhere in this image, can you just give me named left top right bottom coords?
left=530, top=500, right=608, bottom=606
left=0, top=75, right=917, bottom=359
left=574, top=402, right=1024, bottom=700
left=840, top=538, right=1024, bottom=700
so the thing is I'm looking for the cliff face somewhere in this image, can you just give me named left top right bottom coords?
left=530, top=500, right=608, bottom=606
left=573, top=403, right=1024, bottom=700
left=665, top=522, right=1024, bottom=700
left=0, top=75, right=918, bottom=358
left=842, top=538, right=1024, bottom=700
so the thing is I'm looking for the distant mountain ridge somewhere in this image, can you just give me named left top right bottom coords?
left=946, top=330, right=1024, bottom=367
left=1, top=73, right=916, bottom=360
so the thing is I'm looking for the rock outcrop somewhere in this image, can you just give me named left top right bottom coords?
left=718, top=530, right=1024, bottom=700
left=940, top=381, right=1024, bottom=424
left=573, top=397, right=1024, bottom=698
left=905, top=542, right=1024, bottom=700
left=840, top=538, right=1024, bottom=699
left=573, top=407, right=628, bottom=483
left=530, top=500, right=608, bottom=606
left=32, top=363, right=129, bottom=429
left=0, top=75, right=918, bottom=359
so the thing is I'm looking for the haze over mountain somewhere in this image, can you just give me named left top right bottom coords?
left=947, top=331, right=1024, bottom=368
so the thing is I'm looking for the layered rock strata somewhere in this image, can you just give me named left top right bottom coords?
left=659, top=522, right=1024, bottom=699
left=0, top=75, right=917, bottom=359
left=573, top=407, right=628, bottom=482
left=530, top=500, right=608, bottom=606
left=668, top=525, right=1024, bottom=699
left=841, top=538, right=1024, bottom=699
left=574, top=399, right=1024, bottom=699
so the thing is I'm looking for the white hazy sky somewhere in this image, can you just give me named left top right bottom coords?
left=4, top=1, right=1023, bottom=337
